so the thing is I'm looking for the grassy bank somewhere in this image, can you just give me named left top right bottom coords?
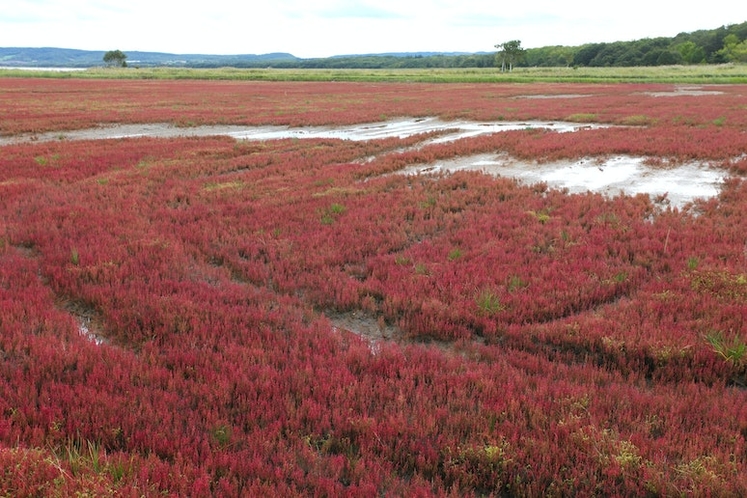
left=2, top=63, right=747, bottom=83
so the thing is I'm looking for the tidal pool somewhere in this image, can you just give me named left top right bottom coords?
left=399, top=153, right=724, bottom=209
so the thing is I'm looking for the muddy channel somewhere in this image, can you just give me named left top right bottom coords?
left=0, top=117, right=727, bottom=208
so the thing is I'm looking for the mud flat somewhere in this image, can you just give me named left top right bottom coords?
left=0, top=117, right=608, bottom=146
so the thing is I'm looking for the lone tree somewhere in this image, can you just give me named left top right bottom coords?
left=103, top=50, right=127, bottom=67
left=495, top=40, right=524, bottom=72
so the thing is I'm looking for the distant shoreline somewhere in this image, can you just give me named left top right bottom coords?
left=0, top=66, right=87, bottom=72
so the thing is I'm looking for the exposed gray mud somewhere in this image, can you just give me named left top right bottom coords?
left=77, top=318, right=107, bottom=346
left=328, top=311, right=402, bottom=343
left=60, top=299, right=109, bottom=346
left=326, top=310, right=484, bottom=356
left=513, top=93, right=590, bottom=99
left=641, top=85, right=725, bottom=97
left=0, top=117, right=608, bottom=146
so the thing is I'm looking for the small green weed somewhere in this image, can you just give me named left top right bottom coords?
left=420, top=196, right=437, bottom=209
left=211, top=424, right=233, bottom=448
left=448, top=248, right=463, bottom=261
left=507, top=275, right=528, bottom=292
left=329, top=203, right=346, bottom=215
left=527, top=210, right=551, bottom=224
left=615, top=440, right=642, bottom=469
left=414, top=263, right=430, bottom=276
left=395, top=255, right=412, bottom=266
left=320, top=203, right=346, bottom=224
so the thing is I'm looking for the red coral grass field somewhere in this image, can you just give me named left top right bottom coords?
left=1, top=77, right=746, bottom=496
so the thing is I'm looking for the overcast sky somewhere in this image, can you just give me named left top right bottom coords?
left=1, top=1, right=743, bottom=58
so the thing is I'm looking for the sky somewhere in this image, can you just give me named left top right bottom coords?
left=1, top=1, right=743, bottom=58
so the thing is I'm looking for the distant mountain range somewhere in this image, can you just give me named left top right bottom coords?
left=0, top=47, right=304, bottom=67
left=0, top=47, right=488, bottom=68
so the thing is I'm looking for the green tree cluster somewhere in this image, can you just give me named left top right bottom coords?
left=103, top=50, right=127, bottom=67
left=521, top=21, right=747, bottom=67
left=494, top=40, right=525, bottom=71
left=717, top=34, right=747, bottom=62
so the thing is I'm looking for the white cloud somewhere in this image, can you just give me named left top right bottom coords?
left=0, top=0, right=742, bottom=58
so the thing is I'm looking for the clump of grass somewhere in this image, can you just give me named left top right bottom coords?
left=52, top=436, right=104, bottom=477
left=476, top=289, right=505, bottom=315
left=203, top=180, right=245, bottom=191
left=566, top=113, right=597, bottom=122
left=705, top=331, right=746, bottom=366
left=620, top=115, right=655, bottom=126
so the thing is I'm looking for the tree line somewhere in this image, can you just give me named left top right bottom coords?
left=271, top=22, right=747, bottom=69
left=104, top=22, right=747, bottom=70
left=527, top=22, right=747, bottom=67
left=285, top=22, right=745, bottom=69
